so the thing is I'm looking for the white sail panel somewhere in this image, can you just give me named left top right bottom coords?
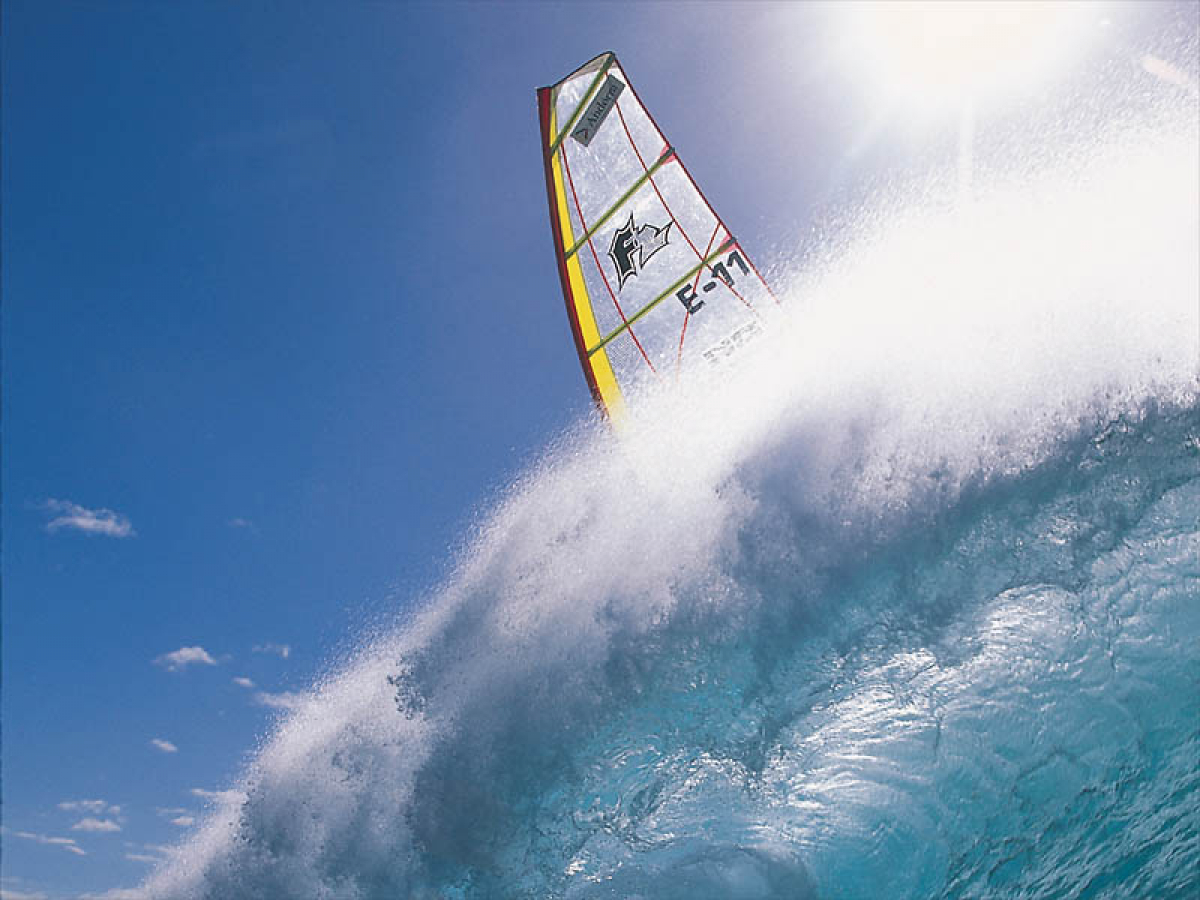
left=538, top=52, right=776, bottom=421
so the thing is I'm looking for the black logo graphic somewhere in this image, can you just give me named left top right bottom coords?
left=607, top=213, right=672, bottom=290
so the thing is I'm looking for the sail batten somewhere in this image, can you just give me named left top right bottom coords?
left=588, top=237, right=738, bottom=357
left=538, top=52, right=775, bottom=422
left=564, top=146, right=674, bottom=261
left=548, top=55, right=618, bottom=155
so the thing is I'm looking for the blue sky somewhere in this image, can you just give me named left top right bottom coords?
left=2, top=2, right=1192, bottom=897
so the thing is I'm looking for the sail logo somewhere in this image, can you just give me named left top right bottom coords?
left=571, top=75, right=625, bottom=147
left=608, top=212, right=672, bottom=290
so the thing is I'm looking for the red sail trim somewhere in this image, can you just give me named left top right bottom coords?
left=691, top=223, right=723, bottom=292
left=616, top=103, right=703, bottom=259
left=676, top=312, right=691, bottom=372
left=614, top=100, right=755, bottom=314
left=676, top=224, right=720, bottom=372
left=560, top=137, right=657, bottom=373
left=617, top=65, right=779, bottom=305
left=538, top=86, right=607, bottom=414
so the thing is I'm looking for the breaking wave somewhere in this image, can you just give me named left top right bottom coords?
left=131, top=101, right=1198, bottom=900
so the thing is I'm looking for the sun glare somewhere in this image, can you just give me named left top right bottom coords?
left=843, top=1, right=1098, bottom=115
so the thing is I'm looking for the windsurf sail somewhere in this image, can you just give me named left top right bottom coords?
left=537, top=52, right=777, bottom=422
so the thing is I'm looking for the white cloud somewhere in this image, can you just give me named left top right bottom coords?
left=40, top=499, right=134, bottom=538
left=149, top=738, right=178, bottom=754
left=155, top=807, right=189, bottom=818
left=168, top=816, right=194, bottom=828
left=9, top=830, right=86, bottom=855
left=253, top=690, right=305, bottom=710
left=232, top=676, right=254, bottom=688
left=58, top=799, right=120, bottom=816
left=154, top=646, right=216, bottom=672
left=71, top=818, right=121, bottom=833
left=0, top=877, right=52, bottom=900
left=124, top=853, right=160, bottom=864
left=252, top=642, right=291, bottom=659
left=227, top=517, right=258, bottom=532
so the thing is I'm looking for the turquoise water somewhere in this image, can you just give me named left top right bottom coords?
left=135, top=112, right=1198, bottom=900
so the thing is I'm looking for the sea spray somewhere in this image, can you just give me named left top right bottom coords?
left=131, top=104, right=1198, bottom=900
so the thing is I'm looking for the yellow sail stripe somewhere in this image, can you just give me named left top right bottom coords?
left=548, top=101, right=626, bottom=420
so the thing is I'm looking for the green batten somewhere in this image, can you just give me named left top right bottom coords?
left=564, top=147, right=674, bottom=261
left=548, top=54, right=617, bottom=156
left=588, top=237, right=738, bottom=356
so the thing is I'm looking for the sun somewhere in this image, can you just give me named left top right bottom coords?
left=840, top=1, right=1100, bottom=116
